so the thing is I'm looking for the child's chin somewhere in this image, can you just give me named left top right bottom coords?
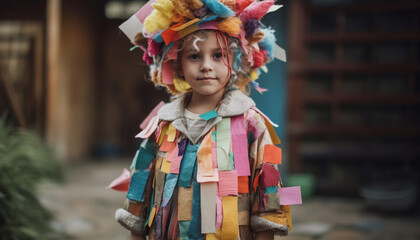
left=194, top=88, right=224, bottom=96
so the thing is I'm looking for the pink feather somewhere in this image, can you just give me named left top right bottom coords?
left=240, top=0, right=274, bottom=22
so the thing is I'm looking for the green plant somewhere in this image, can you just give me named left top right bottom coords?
left=0, top=114, right=63, bottom=240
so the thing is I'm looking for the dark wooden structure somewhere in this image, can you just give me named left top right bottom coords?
left=288, top=0, right=420, bottom=194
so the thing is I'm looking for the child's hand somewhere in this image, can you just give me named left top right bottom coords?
left=255, top=231, right=275, bottom=240
left=131, top=232, right=145, bottom=240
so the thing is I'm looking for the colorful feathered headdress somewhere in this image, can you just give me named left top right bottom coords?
left=119, top=0, right=286, bottom=94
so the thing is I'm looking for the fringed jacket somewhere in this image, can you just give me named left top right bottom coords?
left=115, top=90, right=297, bottom=239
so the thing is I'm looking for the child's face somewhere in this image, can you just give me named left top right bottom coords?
left=179, top=31, right=231, bottom=98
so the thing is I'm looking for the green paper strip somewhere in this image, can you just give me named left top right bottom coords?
left=179, top=221, right=191, bottom=239
left=216, top=118, right=231, bottom=171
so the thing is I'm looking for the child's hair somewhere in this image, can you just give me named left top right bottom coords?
left=130, top=0, right=282, bottom=96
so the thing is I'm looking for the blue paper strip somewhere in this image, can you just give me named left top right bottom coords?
left=188, top=165, right=204, bottom=239
left=179, top=221, right=191, bottom=239
left=162, top=42, right=174, bottom=58
left=153, top=30, right=164, bottom=43
left=126, top=170, right=150, bottom=202
left=135, top=139, right=156, bottom=170
left=197, top=15, right=217, bottom=24
left=265, top=186, right=278, bottom=194
left=199, top=110, right=218, bottom=121
left=178, top=143, right=199, bottom=188
left=162, top=173, right=178, bottom=207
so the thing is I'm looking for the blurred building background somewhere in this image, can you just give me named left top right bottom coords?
left=1, top=0, right=420, bottom=239
left=1, top=0, right=419, bottom=210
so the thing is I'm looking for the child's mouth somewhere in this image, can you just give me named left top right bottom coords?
left=198, top=77, right=217, bottom=81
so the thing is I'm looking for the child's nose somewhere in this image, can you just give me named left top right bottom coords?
left=200, top=57, right=213, bottom=72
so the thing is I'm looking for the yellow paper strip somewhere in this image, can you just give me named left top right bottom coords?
left=148, top=206, right=156, bottom=227
left=160, top=158, right=171, bottom=173
left=167, top=123, right=177, bottom=142
left=264, top=118, right=281, bottom=145
left=221, top=196, right=239, bottom=240
left=250, top=70, right=258, bottom=81
left=206, top=230, right=221, bottom=240
left=172, top=18, right=200, bottom=31
left=158, top=124, right=169, bottom=146
left=179, top=23, right=199, bottom=38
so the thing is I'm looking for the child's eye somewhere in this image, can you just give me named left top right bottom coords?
left=213, top=52, right=223, bottom=59
left=188, top=54, right=200, bottom=60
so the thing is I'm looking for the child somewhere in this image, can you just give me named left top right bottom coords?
left=112, top=0, right=301, bottom=239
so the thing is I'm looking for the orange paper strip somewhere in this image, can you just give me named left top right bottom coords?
left=160, top=135, right=176, bottom=152
left=238, top=176, right=249, bottom=194
left=263, top=144, right=282, bottom=164
left=253, top=172, right=260, bottom=192
left=197, top=129, right=214, bottom=178
left=172, top=18, right=200, bottom=31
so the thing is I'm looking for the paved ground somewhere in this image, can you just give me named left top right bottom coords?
left=40, top=159, right=420, bottom=240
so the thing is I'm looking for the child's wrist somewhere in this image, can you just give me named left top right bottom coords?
left=255, top=231, right=274, bottom=240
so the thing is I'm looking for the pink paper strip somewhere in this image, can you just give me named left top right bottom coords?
left=134, top=0, right=156, bottom=23
left=198, top=21, right=218, bottom=30
left=218, top=170, right=238, bottom=196
left=261, top=163, right=280, bottom=188
left=216, top=189, right=223, bottom=229
left=166, top=141, right=178, bottom=162
left=278, top=186, right=302, bottom=205
left=108, top=168, right=131, bottom=192
left=245, top=110, right=264, bottom=141
left=231, top=115, right=250, bottom=176
left=136, top=115, right=159, bottom=139
left=166, top=42, right=178, bottom=60
left=140, top=101, right=165, bottom=130
left=162, top=61, right=174, bottom=84
left=239, top=30, right=249, bottom=55
left=169, top=144, right=183, bottom=174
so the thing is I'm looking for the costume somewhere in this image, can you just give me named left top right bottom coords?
left=113, top=90, right=300, bottom=239
left=109, top=1, right=302, bottom=238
